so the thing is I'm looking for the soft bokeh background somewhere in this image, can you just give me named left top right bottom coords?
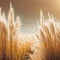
left=0, top=0, right=60, bottom=33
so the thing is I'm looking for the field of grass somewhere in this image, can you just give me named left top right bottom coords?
left=0, top=3, right=60, bottom=60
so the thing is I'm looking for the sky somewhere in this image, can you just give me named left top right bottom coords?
left=0, top=0, right=60, bottom=33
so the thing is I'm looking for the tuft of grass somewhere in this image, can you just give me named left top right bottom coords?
left=0, top=3, right=40, bottom=60
left=37, top=10, right=60, bottom=60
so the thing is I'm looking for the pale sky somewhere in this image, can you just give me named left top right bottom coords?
left=0, top=0, right=60, bottom=33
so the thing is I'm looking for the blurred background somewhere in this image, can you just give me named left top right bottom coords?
left=0, top=0, right=60, bottom=33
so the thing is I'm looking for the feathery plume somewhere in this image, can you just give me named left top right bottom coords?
left=40, top=10, right=45, bottom=25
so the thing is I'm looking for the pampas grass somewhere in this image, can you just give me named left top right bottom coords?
left=37, top=10, right=60, bottom=60
left=0, top=3, right=40, bottom=60
left=0, top=3, right=60, bottom=60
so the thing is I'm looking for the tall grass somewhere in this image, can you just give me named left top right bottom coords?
left=0, top=3, right=60, bottom=60
left=37, top=10, right=60, bottom=60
